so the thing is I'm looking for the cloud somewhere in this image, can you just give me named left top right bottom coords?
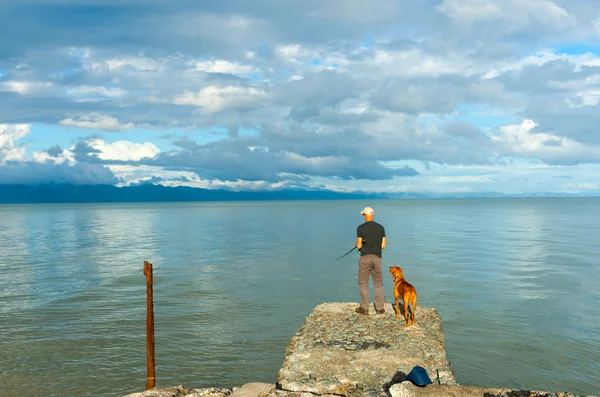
left=0, top=0, right=600, bottom=194
left=59, top=113, right=135, bottom=131
left=85, top=139, right=160, bottom=161
left=0, top=80, right=54, bottom=95
left=138, top=135, right=418, bottom=182
left=173, top=85, right=269, bottom=114
left=0, top=160, right=117, bottom=185
left=491, top=119, right=600, bottom=165
left=522, top=97, right=600, bottom=145
left=65, top=85, right=128, bottom=101
left=0, top=123, right=118, bottom=184
left=437, top=0, right=575, bottom=31
left=32, top=145, right=75, bottom=164
left=191, top=59, right=257, bottom=76
left=0, top=124, right=29, bottom=163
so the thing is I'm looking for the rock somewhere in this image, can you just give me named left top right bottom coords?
left=229, top=383, right=275, bottom=397
left=122, top=385, right=190, bottom=397
left=388, top=383, right=598, bottom=397
left=188, top=387, right=233, bottom=397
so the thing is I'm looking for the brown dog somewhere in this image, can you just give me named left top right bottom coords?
left=389, top=266, right=418, bottom=326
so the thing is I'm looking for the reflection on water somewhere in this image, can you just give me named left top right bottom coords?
left=0, top=199, right=599, bottom=397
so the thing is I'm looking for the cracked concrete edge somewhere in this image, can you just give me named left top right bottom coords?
left=388, top=382, right=599, bottom=397
left=122, top=383, right=598, bottom=397
left=121, top=385, right=190, bottom=397
left=122, top=384, right=276, bottom=397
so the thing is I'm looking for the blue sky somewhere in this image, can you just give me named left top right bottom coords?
left=1, top=0, right=600, bottom=195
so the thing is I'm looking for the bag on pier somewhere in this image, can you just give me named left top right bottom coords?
left=404, top=365, right=432, bottom=387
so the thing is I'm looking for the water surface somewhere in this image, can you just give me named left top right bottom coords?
left=0, top=198, right=598, bottom=396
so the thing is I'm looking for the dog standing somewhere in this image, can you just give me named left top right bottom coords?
left=389, top=266, right=418, bottom=326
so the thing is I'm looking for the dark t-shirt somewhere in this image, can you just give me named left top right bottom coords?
left=357, top=221, right=386, bottom=257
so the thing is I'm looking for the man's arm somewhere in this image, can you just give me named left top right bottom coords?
left=381, top=237, right=386, bottom=250
left=356, top=225, right=363, bottom=249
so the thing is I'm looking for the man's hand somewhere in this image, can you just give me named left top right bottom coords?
left=356, top=237, right=363, bottom=250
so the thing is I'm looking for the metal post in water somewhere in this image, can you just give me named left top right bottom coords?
left=143, top=260, right=156, bottom=390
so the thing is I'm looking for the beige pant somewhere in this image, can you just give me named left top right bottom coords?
left=358, top=254, right=385, bottom=311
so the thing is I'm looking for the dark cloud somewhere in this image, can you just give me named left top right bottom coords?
left=45, top=145, right=63, bottom=157
left=71, top=140, right=101, bottom=155
left=523, top=97, right=600, bottom=145
left=171, top=136, right=202, bottom=152
left=68, top=130, right=419, bottom=182
left=496, top=60, right=600, bottom=95
left=148, top=137, right=418, bottom=182
left=369, top=76, right=514, bottom=115
left=0, top=160, right=117, bottom=185
left=442, top=121, right=489, bottom=141
left=274, top=70, right=368, bottom=123
left=128, top=176, right=164, bottom=186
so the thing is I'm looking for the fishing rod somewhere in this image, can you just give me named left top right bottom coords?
left=334, top=246, right=358, bottom=261
left=334, top=238, right=368, bottom=261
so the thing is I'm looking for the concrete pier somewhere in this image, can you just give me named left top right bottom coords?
left=274, top=302, right=456, bottom=396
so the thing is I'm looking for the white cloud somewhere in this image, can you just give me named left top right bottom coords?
left=559, top=182, right=599, bottom=192
left=492, top=119, right=600, bottom=164
left=111, top=164, right=295, bottom=191
left=484, top=50, right=600, bottom=80
left=437, top=0, right=575, bottom=30
left=33, top=148, right=75, bottom=165
left=59, top=113, right=135, bottom=131
left=191, top=59, right=256, bottom=75
left=432, top=175, right=494, bottom=183
left=371, top=49, right=471, bottom=77
left=85, top=139, right=160, bottom=162
left=548, top=74, right=600, bottom=107
left=160, top=177, right=288, bottom=191
left=0, top=124, right=30, bottom=163
left=173, top=85, right=268, bottom=113
left=0, top=81, right=54, bottom=94
left=436, top=0, right=503, bottom=24
left=66, top=85, right=128, bottom=100
left=85, top=55, right=166, bottom=73
left=276, top=44, right=315, bottom=64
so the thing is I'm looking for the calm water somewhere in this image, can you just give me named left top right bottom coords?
left=0, top=199, right=599, bottom=397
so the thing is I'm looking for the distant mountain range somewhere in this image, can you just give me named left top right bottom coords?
left=0, top=183, right=383, bottom=204
left=0, top=183, right=597, bottom=204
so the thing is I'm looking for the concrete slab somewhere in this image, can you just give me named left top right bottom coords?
left=275, top=302, right=456, bottom=396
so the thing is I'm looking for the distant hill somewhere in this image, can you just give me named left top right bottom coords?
left=0, top=183, right=384, bottom=204
left=0, top=184, right=597, bottom=204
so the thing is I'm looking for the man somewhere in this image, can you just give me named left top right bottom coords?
left=355, top=206, right=386, bottom=315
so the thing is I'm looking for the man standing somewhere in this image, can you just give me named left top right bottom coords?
left=355, top=206, right=386, bottom=315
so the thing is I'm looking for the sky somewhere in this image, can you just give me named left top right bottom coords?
left=1, top=0, right=600, bottom=195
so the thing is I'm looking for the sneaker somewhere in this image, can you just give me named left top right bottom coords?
left=376, top=309, right=385, bottom=314
left=355, top=307, right=368, bottom=315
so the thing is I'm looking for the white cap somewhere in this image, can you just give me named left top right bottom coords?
left=360, top=207, right=374, bottom=216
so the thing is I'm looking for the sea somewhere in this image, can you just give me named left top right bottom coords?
left=0, top=198, right=598, bottom=397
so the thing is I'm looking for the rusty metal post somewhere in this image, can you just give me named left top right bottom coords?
left=143, top=261, right=156, bottom=390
